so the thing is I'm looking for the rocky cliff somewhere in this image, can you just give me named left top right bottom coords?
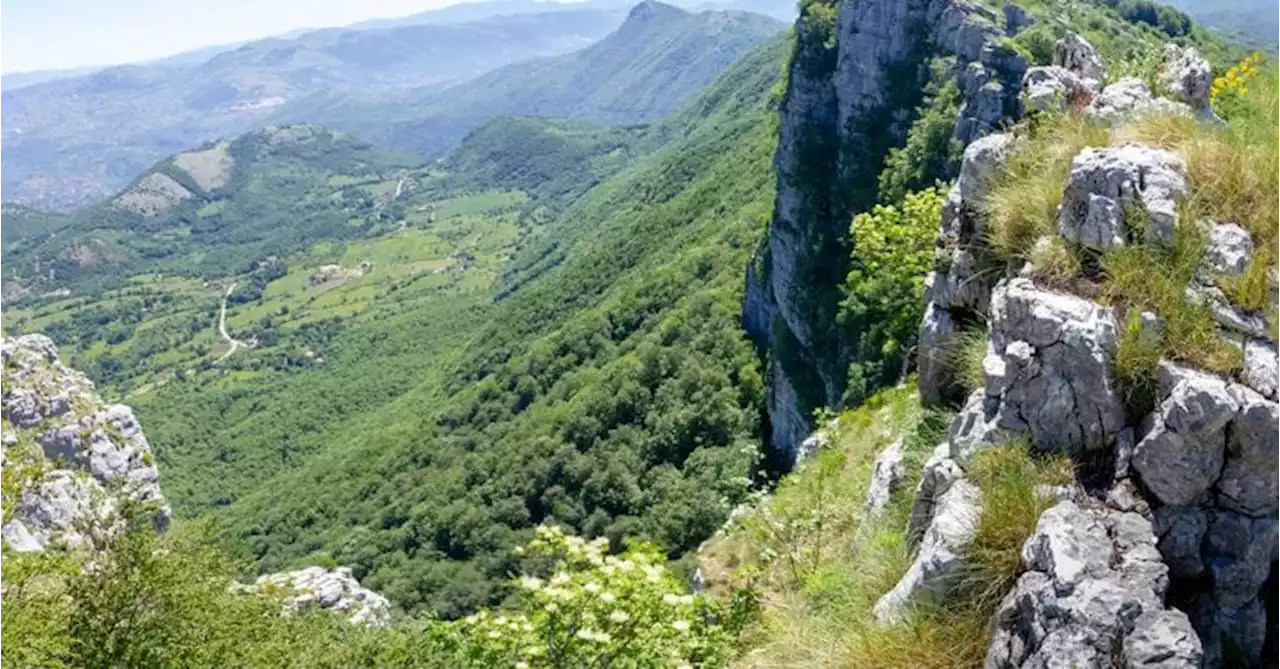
left=748, top=0, right=1030, bottom=461
left=0, top=334, right=391, bottom=625
left=884, top=36, right=1276, bottom=669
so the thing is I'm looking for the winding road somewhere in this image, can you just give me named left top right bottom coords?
left=215, top=282, right=252, bottom=363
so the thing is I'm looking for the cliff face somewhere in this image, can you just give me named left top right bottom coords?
left=749, top=0, right=1028, bottom=461
left=878, top=36, right=1277, bottom=669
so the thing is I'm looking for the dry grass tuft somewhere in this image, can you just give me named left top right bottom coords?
left=984, top=115, right=1109, bottom=262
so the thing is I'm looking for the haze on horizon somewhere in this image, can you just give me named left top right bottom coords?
left=0, top=0, right=585, bottom=74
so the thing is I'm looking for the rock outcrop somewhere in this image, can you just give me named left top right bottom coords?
left=2, top=334, right=169, bottom=551
left=749, top=0, right=1031, bottom=463
left=879, top=31, right=1277, bottom=667
left=986, top=501, right=1203, bottom=668
left=242, top=566, right=392, bottom=626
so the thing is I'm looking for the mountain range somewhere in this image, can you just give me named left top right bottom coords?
left=280, top=1, right=784, bottom=157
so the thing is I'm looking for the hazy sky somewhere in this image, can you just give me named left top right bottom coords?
left=1, top=0, right=499, bottom=73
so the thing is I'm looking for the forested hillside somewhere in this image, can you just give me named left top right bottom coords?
left=280, top=1, right=785, bottom=158
left=4, top=33, right=790, bottom=617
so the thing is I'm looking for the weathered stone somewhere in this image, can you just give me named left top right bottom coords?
left=864, top=438, right=906, bottom=519
left=1194, top=596, right=1269, bottom=669
left=1132, top=363, right=1237, bottom=506
left=1002, top=2, right=1033, bottom=35
left=874, top=472, right=981, bottom=624
left=246, top=566, right=392, bottom=626
left=1153, top=505, right=1209, bottom=578
left=1086, top=77, right=1192, bottom=123
left=1158, top=43, right=1214, bottom=113
left=2, top=334, right=170, bottom=551
left=1021, top=65, right=1098, bottom=112
left=1216, top=386, right=1279, bottom=516
left=1184, top=283, right=1270, bottom=339
left=986, top=279, right=1125, bottom=455
left=1205, top=510, right=1277, bottom=611
left=1053, top=33, right=1105, bottom=83
left=1242, top=339, right=1278, bottom=400
left=917, top=303, right=957, bottom=407
left=958, top=132, right=1014, bottom=206
left=986, top=501, right=1201, bottom=669
left=1058, top=144, right=1189, bottom=249
left=1203, top=223, right=1254, bottom=277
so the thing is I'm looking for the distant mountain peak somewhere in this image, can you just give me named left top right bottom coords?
left=625, top=0, right=687, bottom=23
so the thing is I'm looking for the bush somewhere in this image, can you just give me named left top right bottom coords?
left=838, top=187, right=946, bottom=405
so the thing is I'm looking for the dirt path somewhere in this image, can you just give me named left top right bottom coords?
left=393, top=177, right=407, bottom=199
left=215, top=282, right=252, bottom=363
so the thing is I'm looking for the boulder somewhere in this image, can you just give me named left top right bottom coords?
left=1153, top=505, right=1209, bottom=579
left=873, top=470, right=981, bottom=623
left=986, top=501, right=1201, bottom=668
left=1203, top=222, right=1254, bottom=277
left=1158, top=44, right=1214, bottom=112
left=1131, top=363, right=1237, bottom=506
left=986, top=279, right=1125, bottom=456
left=1242, top=339, right=1278, bottom=400
left=1217, top=386, right=1279, bottom=517
left=1021, top=66, right=1098, bottom=112
left=1053, top=33, right=1105, bottom=83
left=864, top=438, right=906, bottom=519
left=1087, top=77, right=1192, bottom=123
left=957, top=132, right=1014, bottom=206
left=1058, top=144, right=1189, bottom=249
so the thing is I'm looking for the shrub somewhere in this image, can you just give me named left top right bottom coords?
left=838, top=187, right=946, bottom=405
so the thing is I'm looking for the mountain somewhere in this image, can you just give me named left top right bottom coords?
left=0, top=9, right=626, bottom=212
left=281, top=1, right=785, bottom=158
left=1162, top=0, right=1280, bottom=50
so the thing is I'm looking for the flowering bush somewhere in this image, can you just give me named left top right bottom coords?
left=426, top=526, right=757, bottom=668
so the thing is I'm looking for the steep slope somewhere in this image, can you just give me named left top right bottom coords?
left=747, top=0, right=1240, bottom=459
left=116, top=36, right=786, bottom=618
left=282, top=1, right=785, bottom=158
left=0, top=9, right=625, bottom=211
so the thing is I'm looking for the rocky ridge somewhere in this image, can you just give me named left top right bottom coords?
left=873, top=33, right=1277, bottom=668
left=0, top=334, right=390, bottom=625
left=747, top=0, right=1033, bottom=462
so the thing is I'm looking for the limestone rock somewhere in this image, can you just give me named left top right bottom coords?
left=1218, top=386, right=1279, bottom=517
left=1052, top=33, right=1105, bottom=83
left=1058, top=144, right=1189, bottom=249
left=2, top=335, right=170, bottom=552
left=1021, top=66, right=1098, bottom=112
left=957, top=132, right=1014, bottom=206
left=1158, top=43, right=1214, bottom=113
left=917, top=303, right=957, bottom=406
left=985, top=501, right=1202, bottom=668
left=1153, top=505, right=1209, bottom=579
left=1087, top=77, right=1191, bottom=123
left=247, top=566, right=392, bottom=626
left=874, top=468, right=980, bottom=624
left=1203, top=223, right=1254, bottom=277
left=1242, top=338, right=1278, bottom=400
left=986, top=278, right=1125, bottom=456
left=864, top=438, right=906, bottom=519
left=1132, top=363, right=1237, bottom=506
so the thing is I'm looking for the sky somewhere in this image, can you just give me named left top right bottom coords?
left=1, top=0, right=497, bottom=73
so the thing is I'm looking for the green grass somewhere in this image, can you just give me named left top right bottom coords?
left=702, top=387, right=1072, bottom=669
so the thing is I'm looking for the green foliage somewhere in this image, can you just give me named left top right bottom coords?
left=838, top=187, right=946, bottom=405
left=3, top=516, right=751, bottom=669
left=425, top=525, right=756, bottom=667
left=877, top=59, right=963, bottom=205
left=1098, top=0, right=1194, bottom=38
